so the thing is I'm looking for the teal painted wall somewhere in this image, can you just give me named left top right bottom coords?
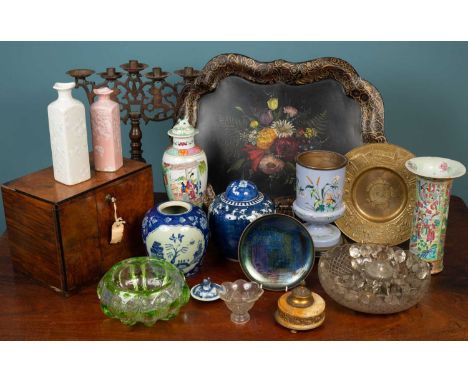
left=0, top=41, right=467, bottom=232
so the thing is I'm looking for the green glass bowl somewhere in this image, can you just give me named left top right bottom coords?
left=97, top=257, right=190, bottom=326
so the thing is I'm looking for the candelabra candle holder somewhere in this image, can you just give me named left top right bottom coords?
left=67, top=60, right=200, bottom=162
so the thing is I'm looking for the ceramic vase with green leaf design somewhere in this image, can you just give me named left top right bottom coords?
left=293, top=150, right=348, bottom=249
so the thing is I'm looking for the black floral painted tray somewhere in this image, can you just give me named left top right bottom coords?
left=180, top=54, right=386, bottom=197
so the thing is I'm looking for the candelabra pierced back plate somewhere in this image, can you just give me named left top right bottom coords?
left=336, top=143, right=416, bottom=245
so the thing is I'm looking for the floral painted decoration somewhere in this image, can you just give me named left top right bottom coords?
left=150, top=233, right=204, bottom=270
left=298, top=175, right=341, bottom=212
left=439, top=162, right=449, bottom=172
left=223, top=96, right=328, bottom=187
left=410, top=179, right=451, bottom=262
left=142, top=202, right=209, bottom=277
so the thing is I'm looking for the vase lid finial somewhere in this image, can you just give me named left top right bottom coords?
left=224, top=180, right=259, bottom=202
left=168, top=117, right=197, bottom=138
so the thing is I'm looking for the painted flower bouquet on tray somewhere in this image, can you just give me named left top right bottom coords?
left=221, top=95, right=328, bottom=190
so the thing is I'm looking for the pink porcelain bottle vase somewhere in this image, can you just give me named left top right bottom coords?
left=90, top=87, right=123, bottom=172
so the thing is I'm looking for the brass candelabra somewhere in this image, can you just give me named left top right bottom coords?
left=67, top=59, right=200, bottom=162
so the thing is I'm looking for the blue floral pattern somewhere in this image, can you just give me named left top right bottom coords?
left=208, top=180, right=275, bottom=261
left=150, top=241, right=165, bottom=260
left=142, top=202, right=209, bottom=277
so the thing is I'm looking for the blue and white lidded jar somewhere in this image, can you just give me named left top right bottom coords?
left=142, top=200, right=209, bottom=277
left=208, top=180, right=275, bottom=261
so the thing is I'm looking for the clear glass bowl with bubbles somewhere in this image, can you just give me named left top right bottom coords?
left=97, top=257, right=190, bottom=326
left=318, top=244, right=431, bottom=314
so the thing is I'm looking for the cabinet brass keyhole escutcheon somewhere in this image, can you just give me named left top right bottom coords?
left=105, top=194, right=117, bottom=203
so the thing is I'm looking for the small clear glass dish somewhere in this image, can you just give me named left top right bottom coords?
left=218, top=279, right=264, bottom=324
left=97, top=257, right=190, bottom=326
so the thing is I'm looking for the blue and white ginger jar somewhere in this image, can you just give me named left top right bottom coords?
left=142, top=200, right=209, bottom=277
left=208, top=180, right=275, bottom=261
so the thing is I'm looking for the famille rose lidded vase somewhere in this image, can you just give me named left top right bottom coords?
left=142, top=200, right=209, bottom=277
left=47, top=82, right=91, bottom=185
left=208, top=180, right=275, bottom=261
left=162, top=118, right=207, bottom=207
left=405, top=157, right=466, bottom=274
left=90, top=87, right=123, bottom=172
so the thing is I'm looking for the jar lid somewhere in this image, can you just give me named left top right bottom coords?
left=275, top=284, right=326, bottom=331
left=190, top=278, right=222, bottom=302
left=168, top=117, right=198, bottom=139
left=225, top=180, right=259, bottom=202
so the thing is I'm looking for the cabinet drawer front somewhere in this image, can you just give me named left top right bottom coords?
left=95, top=167, right=154, bottom=271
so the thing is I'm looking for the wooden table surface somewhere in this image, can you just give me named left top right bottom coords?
left=0, top=196, right=467, bottom=340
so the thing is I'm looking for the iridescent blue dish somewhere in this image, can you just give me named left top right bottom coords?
left=238, top=213, right=315, bottom=291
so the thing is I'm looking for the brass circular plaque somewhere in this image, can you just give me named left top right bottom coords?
left=336, top=143, right=416, bottom=245
left=352, top=167, right=407, bottom=222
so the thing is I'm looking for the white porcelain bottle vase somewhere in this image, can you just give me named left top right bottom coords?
left=47, top=82, right=91, bottom=185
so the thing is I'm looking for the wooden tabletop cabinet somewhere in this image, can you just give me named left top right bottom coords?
left=1, top=158, right=154, bottom=294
